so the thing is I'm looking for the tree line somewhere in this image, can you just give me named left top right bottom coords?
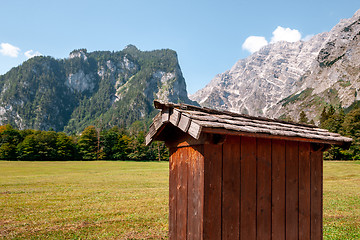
left=299, top=105, right=360, bottom=160
left=3, top=104, right=360, bottom=161
left=0, top=125, right=168, bottom=161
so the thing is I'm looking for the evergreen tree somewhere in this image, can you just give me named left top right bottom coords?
left=56, top=132, right=77, bottom=160
left=78, top=126, right=98, bottom=160
left=113, top=134, right=132, bottom=160
left=0, top=124, right=22, bottom=159
left=319, top=106, right=328, bottom=125
left=299, top=111, right=309, bottom=124
left=16, top=131, right=59, bottom=161
left=341, top=108, right=360, bottom=159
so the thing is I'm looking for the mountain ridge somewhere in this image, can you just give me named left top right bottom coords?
left=190, top=9, right=360, bottom=122
left=0, top=46, right=196, bottom=132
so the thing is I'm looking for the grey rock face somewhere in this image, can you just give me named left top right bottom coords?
left=0, top=46, right=195, bottom=131
left=279, top=9, right=360, bottom=121
left=191, top=34, right=327, bottom=116
left=191, top=9, right=360, bottom=122
left=66, top=70, right=97, bottom=93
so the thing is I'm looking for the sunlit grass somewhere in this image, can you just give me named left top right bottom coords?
left=0, top=160, right=359, bottom=239
left=323, top=161, right=360, bottom=240
left=0, top=161, right=169, bottom=239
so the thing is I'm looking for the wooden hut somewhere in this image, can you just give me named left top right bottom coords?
left=146, top=100, right=352, bottom=240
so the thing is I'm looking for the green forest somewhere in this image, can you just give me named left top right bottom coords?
left=0, top=46, right=195, bottom=134
left=2, top=102, right=360, bottom=161
left=1, top=103, right=360, bottom=161
left=0, top=123, right=168, bottom=161
left=299, top=104, right=360, bottom=160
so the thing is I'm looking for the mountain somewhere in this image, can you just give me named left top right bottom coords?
left=0, top=45, right=196, bottom=132
left=191, top=9, right=360, bottom=122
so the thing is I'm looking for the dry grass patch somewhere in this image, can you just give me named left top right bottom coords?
left=0, top=161, right=168, bottom=239
left=1, top=160, right=359, bottom=239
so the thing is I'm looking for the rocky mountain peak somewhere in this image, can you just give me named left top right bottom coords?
left=69, top=49, right=88, bottom=60
left=0, top=46, right=195, bottom=132
left=190, top=9, right=360, bottom=123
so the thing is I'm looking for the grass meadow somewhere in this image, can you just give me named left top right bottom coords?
left=0, top=161, right=169, bottom=239
left=0, top=161, right=359, bottom=239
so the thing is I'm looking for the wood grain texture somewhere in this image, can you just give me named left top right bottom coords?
left=187, top=146, right=204, bottom=240
left=222, top=136, right=241, bottom=240
left=178, top=114, right=191, bottom=132
left=271, top=139, right=286, bottom=240
left=176, top=148, right=188, bottom=239
left=257, top=138, right=272, bottom=240
left=202, top=127, right=345, bottom=146
left=170, top=109, right=181, bottom=126
left=286, top=141, right=299, bottom=240
left=204, top=143, right=223, bottom=240
left=188, top=121, right=202, bottom=139
left=149, top=100, right=351, bottom=149
left=311, top=148, right=323, bottom=240
left=162, top=108, right=170, bottom=123
left=153, top=112, right=163, bottom=130
left=169, top=148, right=178, bottom=240
left=299, top=142, right=311, bottom=240
left=240, top=136, right=257, bottom=240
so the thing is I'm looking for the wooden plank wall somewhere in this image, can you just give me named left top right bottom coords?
left=169, top=145, right=204, bottom=240
left=168, top=137, right=323, bottom=240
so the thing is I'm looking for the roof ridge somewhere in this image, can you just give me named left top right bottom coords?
left=154, top=100, right=317, bottom=129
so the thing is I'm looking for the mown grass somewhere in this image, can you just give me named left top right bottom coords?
left=0, top=161, right=359, bottom=239
left=323, top=161, right=360, bottom=240
left=0, top=161, right=169, bottom=239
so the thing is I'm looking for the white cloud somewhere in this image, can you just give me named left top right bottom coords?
left=242, top=36, right=268, bottom=54
left=25, top=50, right=42, bottom=59
left=0, top=43, right=21, bottom=58
left=270, top=26, right=302, bottom=43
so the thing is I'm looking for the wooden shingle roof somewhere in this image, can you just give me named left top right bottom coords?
left=146, top=100, right=352, bottom=147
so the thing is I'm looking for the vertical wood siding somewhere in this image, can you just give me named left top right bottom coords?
left=204, top=144, right=223, bottom=240
left=240, top=136, right=257, bottom=240
left=257, top=138, right=272, bottom=240
left=299, top=142, right=311, bottom=240
left=187, top=145, right=204, bottom=240
left=311, top=148, right=323, bottom=240
left=271, top=139, right=286, bottom=240
left=169, top=138, right=323, bottom=240
left=286, top=141, right=299, bottom=240
left=169, top=148, right=178, bottom=240
left=222, top=136, right=241, bottom=240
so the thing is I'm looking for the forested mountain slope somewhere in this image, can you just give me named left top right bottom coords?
left=0, top=45, right=196, bottom=133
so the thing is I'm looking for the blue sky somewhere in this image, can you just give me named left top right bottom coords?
left=1, top=1, right=359, bottom=94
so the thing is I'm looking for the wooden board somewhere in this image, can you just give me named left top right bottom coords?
left=204, top=143, right=223, bottom=240
left=271, top=139, right=286, bottom=240
left=162, top=108, right=170, bottom=123
left=222, top=136, right=241, bottom=240
left=188, top=121, right=202, bottom=139
left=285, top=141, right=299, bottom=240
left=257, top=138, right=272, bottom=240
left=187, top=145, right=204, bottom=240
left=178, top=114, right=191, bottom=132
left=176, top=147, right=188, bottom=239
left=170, top=108, right=181, bottom=126
left=311, top=148, right=323, bottom=240
left=299, top=142, right=311, bottom=240
left=240, top=136, right=257, bottom=240
left=169, top=148, right=178, bottom=240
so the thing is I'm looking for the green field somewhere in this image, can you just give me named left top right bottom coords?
left=0, top=161, right=359, bottom=239
left=0, top=161, right=169, bottom=239
left=323, top=161, right=360, bottom=239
